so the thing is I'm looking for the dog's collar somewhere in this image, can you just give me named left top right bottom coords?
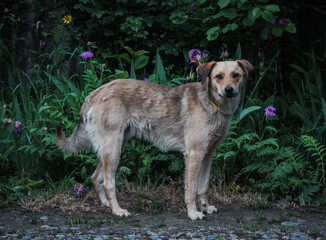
left=210, top=100, right=222, bottom=113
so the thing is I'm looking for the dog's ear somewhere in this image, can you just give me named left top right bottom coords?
left=236, top=59, right=254, bottom=76
left=197, top=61, right=216, bottom=84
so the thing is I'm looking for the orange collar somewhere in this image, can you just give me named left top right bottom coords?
left=210, top=100, right=222, bottom=113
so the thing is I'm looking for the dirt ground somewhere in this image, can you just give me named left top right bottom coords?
left=0, top=190, right=325, bottom=239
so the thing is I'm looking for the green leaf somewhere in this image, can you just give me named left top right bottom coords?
left=212, top=8, right=238, bottom=20
left=265, top=4, right=280, bottom=12
left=134, top=55, right=149, bottom=70
left=154, top=49, right=167, bottom=85
left=222, top=23, right=238, bottom=33
left=120, top=53, right=132, bottom=62
left=237, top=106, right=261, bottom=123
left=271, top=27, right=283, bottom=37
left=123, top=46, right=135, bottom=56
left=206, top=26, right=220, bottom=41
left=170, top=11, right=188, bottom=24
left=134, top=50, right=150, bottom=58
left=235, top=42, right=241, bottom=60
left=290, top=64, right=307, bottom=75
left=252, top=7, right=261, bottom=19
left=242, top=16, right=254, bottom=26
left=261, top=10, right=276, bottom=23
left=193, top=0, right=207, bottom=6
left=285, top=23, right=296, bottom=33
left=322, top=98, right=326, bottom=122
left=218, top=0, right=230, bottom=9
left=39, top=105, right=55, bottom=113
left=130, top=59, right=136, bottom=79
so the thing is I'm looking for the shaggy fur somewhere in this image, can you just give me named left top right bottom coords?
left=55, top=60, right=253, bottom=220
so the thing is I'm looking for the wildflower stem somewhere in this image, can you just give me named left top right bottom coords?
left=245, top=51, right=279, bottom=107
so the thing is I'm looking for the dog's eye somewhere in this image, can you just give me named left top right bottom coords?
left=233, top=73, right=240, bottom=78
left=216, top=74, right=223, bottom=80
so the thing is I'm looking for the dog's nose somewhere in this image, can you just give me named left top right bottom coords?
left=225, top=86, right=234, bottom=94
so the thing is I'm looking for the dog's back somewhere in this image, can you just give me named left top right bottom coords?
left=56, top=79, right=206, bottom=153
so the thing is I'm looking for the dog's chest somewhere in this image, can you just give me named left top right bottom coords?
left=210, top=115, right=231, bottom=141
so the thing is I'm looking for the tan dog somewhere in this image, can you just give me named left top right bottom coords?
left=55, top=60, right=253, bottom=220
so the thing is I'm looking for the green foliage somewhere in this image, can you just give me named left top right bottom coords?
left=289, top=52, right=326, bottom=142
left=1, top=0, right=326, bottom=206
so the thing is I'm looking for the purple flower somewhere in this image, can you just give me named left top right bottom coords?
left=222, top=49, right=229, bottom=58
left=73, top=184, right=88, bottom=197
left=81, top=51, right=94, bottom=61
left=264, top=106, right=276, bottom=118
left=189, top=49, right=201, bottom=61
left=188, top=61, right=197, bottom=74
left=13, top=121, right=22, bottom=133
left=144, top=78, right=149, bottom=82
left=202, top=50, right=209, bottom=59
left=278, top=18, right=292, bottom=25
left=40, top=41, right=46, bottom=48
left=41, top=127, right=48, bottom=132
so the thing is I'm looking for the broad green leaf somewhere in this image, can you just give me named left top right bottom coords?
left=265, top=4, right=280, bottom=12
left=271, top=27, right=283, bottom=37
left=285, top=23, right=296, bottom=33
left=242, top=16, right=254, bottom=26
left=206, top=26, right=220, bottom=41
left=123, top=46, right=135, bottom=56
left=252, top=7, right=261, bottom=19
left=134, top=50, right=150, bottom=58
left=237, top=106, right=261, bottom=123
left=134, top=55, right=149, bottom=69
left=120, top=53, right=132, bottom=62
left=261, top=10, right=275, bottom=23
left=222, top=23, right=238, bottom=33
left=212, top=8, right=238, bottom=20
left=218, top=0, right=230, bottom=9
left=170, top=12, right=188, bottom=24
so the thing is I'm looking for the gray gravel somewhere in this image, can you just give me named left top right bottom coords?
left=0, top=206, right=325, bottom=239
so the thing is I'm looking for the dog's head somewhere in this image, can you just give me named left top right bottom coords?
left=198, top=60, right=253, bottom=98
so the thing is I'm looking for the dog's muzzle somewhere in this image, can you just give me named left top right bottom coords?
left=220, top=86, right=238, bottom=98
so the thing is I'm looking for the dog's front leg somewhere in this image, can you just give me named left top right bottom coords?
left=185, top=149, right=205, bottom=220
left=197, top=151, right=217, bottom=215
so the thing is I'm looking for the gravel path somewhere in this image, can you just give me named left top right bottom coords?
left=1, top=205, right=325, bottom=239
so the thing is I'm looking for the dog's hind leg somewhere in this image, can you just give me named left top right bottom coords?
left=185, top=149, right=205, bottom=220
left=101, top=131, right=131, bottom=217
left=197, top=151, right=217, bottom=215
left=92, top=162, right=110, bottom=207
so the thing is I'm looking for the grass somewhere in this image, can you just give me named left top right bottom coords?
left=12, top=178, right=271, bottom=214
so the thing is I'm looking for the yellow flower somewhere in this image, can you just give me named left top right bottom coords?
left=63, top=15, right=72, bottom=24
left=235, top=185, right=241, bottom=191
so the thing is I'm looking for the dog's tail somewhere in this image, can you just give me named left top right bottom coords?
left=55, top=117, right=90, bottom=154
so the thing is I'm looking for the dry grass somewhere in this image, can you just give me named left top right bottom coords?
left=18, top=177, right=268, bottom=214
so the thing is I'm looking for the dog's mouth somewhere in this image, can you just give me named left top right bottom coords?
left=219, top=92, right=238, bottom=98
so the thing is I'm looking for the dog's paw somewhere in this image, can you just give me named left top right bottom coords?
left=101, top=200, right=110, bottom=207
left=206, top=205, right=217, bottom=214
left=112, top=208, right=131, bottom=217
left=188, top=210, right=205, bottom=221
left=201, top=203, right=217, bottom=214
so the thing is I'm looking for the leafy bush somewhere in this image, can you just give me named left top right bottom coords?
left=1, top=0, right=326, bottom=205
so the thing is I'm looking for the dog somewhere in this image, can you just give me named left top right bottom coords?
left=55, top=60, right=253, bottom=220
